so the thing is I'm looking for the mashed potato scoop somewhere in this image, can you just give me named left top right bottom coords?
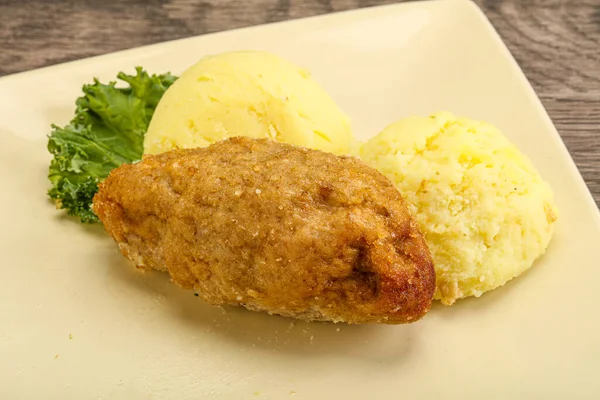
left=144, top=51, right=353, bottom=155
left=361, top=112, right=558, bottom=305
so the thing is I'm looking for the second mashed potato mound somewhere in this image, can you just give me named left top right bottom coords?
left=144, top=51, right=353, bottom=155
left=361, top=112, right=558, bottom=305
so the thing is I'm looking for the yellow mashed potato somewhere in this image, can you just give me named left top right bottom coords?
left=361, top=112, right=558, bottom=305
left=144, top=51, right=353, bottom=155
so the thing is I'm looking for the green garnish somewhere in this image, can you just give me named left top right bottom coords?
left=47, top=67, right=177, bottom=223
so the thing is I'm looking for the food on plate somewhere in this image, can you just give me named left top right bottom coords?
left=360, top=112, right=558, bottom=305
left=46, top=68, right=177, bottom=222
left=93, top=137, right=435, bottom=324
left=143, top=51, right=353, bottom=156
left=44, top=48, right=560, bottom=315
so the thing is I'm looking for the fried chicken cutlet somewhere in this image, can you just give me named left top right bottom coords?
left=93, top=137, right=435, bottom=324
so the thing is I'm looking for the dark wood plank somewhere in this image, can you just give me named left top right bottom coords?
left=1, top=0, right=598, bottom=206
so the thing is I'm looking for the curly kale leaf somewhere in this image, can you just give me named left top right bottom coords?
left=47, top=67, right=177, bottom=223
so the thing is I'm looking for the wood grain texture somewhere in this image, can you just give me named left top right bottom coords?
left=1, top=0, right=598, bottom=206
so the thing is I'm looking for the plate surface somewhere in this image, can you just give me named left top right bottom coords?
left=1, top=0, right=599, bottom=398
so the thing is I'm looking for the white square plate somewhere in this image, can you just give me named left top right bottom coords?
left=1, top=0, right=599, bottom=398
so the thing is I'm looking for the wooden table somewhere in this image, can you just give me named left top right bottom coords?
left=1, top=0, right=598, bottom=206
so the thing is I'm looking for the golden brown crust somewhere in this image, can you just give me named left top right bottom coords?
left=93, top=137, right=435, bottom=324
